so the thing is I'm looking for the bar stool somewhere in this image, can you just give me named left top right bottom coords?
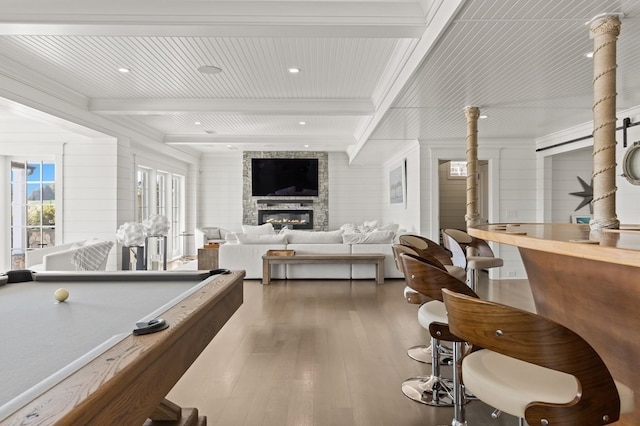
left=442, top=289, right=635, bottom=425
left=441, top=229, right=502, bottom=292
left=392, top=244, right=463, bottom=364
left=399, top=252, right=478, bottom=411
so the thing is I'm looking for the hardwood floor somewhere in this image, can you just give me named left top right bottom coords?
left=167, top=274, right=534, bottom=425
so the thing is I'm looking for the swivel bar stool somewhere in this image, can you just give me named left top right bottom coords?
left=441, top=229, right=502, bottom=292
left=392, top=243, right=461, bottom=364
left=443, top=289, right=634, bottom=426
left=399, top=252, right=478, bottom=410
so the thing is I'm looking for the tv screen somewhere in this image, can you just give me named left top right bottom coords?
left=251, top=158, right=319, bottom=196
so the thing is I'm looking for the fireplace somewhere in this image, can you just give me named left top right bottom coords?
left=258, top=209, right=313, bottom=229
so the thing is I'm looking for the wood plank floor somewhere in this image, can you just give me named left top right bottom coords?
left=167, top=274, right=534, bottom=425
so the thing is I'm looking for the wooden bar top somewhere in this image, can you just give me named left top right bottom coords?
left=468, top=223, right=640, bottom=424
left=469, top=223, right=640, bottom=267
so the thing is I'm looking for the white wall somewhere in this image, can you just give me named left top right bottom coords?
left=328, top=152, right=384, bottom=229
left=198, top=152, right=244, bottom=232
left=380, top=143, right=421, bottom=234
left=550, top=147, right=592, bottom=222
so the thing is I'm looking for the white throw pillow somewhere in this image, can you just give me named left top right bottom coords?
left=236, top=233, right=287, bottom=244
left=342, top=230, right=395, bottom=244
left=201, top=227, right=221, bottom=240
left=283, top=229, right=344, bottom=244
left=363, top=220, right=379, bottom=228
left=242, top=223, right=276, bottom=235
left=340, top=223, right=357, bottom=234
left=377, top=223, right=400, bottom=234
left=225, top=233, right=239, bottom=244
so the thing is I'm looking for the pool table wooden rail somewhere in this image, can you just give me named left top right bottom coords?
left=2, top=270, right=245, bottom=425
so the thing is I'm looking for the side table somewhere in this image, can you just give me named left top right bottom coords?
left=198, top=246, right=219, bottom=270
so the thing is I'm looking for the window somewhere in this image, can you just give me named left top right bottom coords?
left=137, top=168, right=150, bottom=221
left=448, top=161, right=468, bottom=178
left=10, top=161, right=55, bottom=269
left=171, top=175, right=183, bottom=256
left=156, top=173, right=166, bottom=216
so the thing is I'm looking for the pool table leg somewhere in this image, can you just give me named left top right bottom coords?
left=144, top=398, right=206, bottom=425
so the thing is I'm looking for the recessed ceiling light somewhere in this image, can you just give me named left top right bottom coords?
left=198, top=65, right=223, bottom=75
left=479, top=115, right=488, bottom=119
left=118, top=67, right=130, bottom=73
left=299, top=121, right=306, bottom=125
left=288, top=68, right=301, bottom=74
left=585, top=52, right=594, bottom=58
left=304, top=144, right=310, bottom=148
left=194, top=121, right=201, bottom=125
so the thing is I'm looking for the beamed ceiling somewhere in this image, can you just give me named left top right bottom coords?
left=0, top=0, right=639, bottom=164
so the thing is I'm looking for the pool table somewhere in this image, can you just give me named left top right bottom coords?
left=0, top=269, right=244, bottom=425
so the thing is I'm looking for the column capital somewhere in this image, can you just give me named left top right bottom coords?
left=589, top=15, right=621, bottom=39
left=464, top=106, right=480, bottom=120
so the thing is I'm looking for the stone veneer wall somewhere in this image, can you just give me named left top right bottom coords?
left=243, top=151, right=329, bottom=230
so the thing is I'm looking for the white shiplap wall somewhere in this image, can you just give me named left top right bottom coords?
left=551, top=147, right=592, bottom=222
left=61, top=141, right=118, bottom=243
left=197, top=152, right=244, bottom=232
left=328, top=152, right=384, bottom=229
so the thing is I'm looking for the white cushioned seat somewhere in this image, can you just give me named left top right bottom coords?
left=463, top=350, right=577, bottom=418
left=466, top=256, right=503, bottom=270
left=462, top=350, right=634, bottom=418
left=444, top=265, right=466, bottom=281
left=417, top=300, right=447, bottom=329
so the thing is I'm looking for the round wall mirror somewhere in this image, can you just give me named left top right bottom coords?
left=622, top=141, right=640, bottom=185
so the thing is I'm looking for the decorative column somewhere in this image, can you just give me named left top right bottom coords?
left=589, top=15, right=621, bottom=230
left=464, top=106, right=481, bottom=229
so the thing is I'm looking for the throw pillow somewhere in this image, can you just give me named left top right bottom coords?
left=201, top=227, right=221, bottom=240
left=242, top=223, right=276, bottom=235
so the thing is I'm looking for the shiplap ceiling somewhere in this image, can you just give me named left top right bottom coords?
left=0, top=0, right=639, bottom=164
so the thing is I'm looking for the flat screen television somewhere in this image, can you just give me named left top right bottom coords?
left=251, top=158, right=319, bottom=196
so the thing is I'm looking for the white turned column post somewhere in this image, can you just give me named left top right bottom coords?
left=589, top=15, right=621, bottom=230
left=464, top=106, right=481, bottom=229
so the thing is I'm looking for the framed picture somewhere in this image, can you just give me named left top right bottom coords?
left=571, top=214, right=592, bottom=224
left=389, top=162, right=406, bottom=206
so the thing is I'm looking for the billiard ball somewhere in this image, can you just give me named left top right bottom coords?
left=54, top=288, right=69, bottom=303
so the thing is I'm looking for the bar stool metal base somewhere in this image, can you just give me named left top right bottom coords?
left=407, top=344, right=453, bottom=364
left=401, top=376, right=454, bottom=406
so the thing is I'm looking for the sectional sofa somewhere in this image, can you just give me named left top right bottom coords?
left=217, top=224, right=405, bottom=280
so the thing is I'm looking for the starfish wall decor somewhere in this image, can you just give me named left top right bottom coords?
left=569, top=176, right=593, bottom=213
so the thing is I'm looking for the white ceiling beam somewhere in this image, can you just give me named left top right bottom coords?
left=0, top=1, right=427, bottom=38
left=349, top=0, right=467, bottom=163
left=90, top=99, right=375, bottom=116
left=165, top=134, right=356, bottom=145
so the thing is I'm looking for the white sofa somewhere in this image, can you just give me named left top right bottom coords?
left=218, top=224, right=404, bottom=280
left=25, top=239, right=114, bottom=271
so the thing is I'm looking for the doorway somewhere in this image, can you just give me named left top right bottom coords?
left=438, top=159, right=488, bottom=236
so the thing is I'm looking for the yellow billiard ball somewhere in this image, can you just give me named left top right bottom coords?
left=54, top=288, right=69, bottom=303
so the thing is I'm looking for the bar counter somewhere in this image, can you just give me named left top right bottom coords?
left=469, top=223, right=639, bottom=424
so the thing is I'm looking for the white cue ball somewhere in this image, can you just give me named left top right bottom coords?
left=54, top=288, right=69, bottom=303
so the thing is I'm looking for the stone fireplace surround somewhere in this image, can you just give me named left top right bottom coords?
left=243, top=151, right=329, bottom=231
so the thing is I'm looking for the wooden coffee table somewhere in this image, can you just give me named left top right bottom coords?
left=261, top=253, right=385, bottom=284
